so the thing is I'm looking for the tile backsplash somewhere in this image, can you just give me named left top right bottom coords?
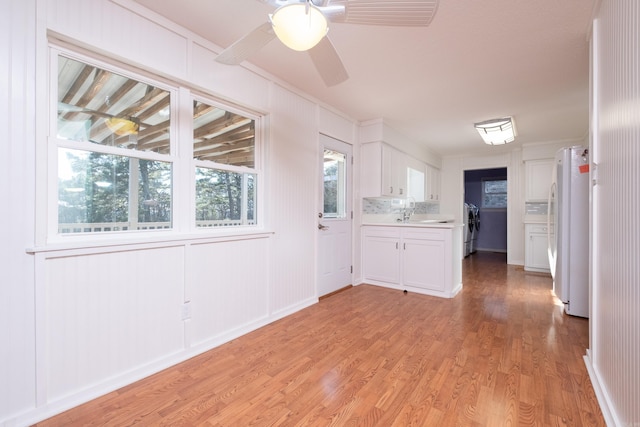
left=363, top=198, right=440, bottom=215
left=525, top=202, right=548, bottom=215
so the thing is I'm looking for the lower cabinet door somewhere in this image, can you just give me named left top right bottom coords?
left=363, top=235, right=400, bottom=283
left=402, top=238, right=445, bottom=291
left=525, top=224, right=551, bottom=272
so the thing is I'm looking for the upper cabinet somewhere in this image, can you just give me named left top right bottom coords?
left=426, top=165, right=440, bottom=202
left=525, top=159, right=554, bottom=201
left=362, top=142, right=409, bottom=198
left=360, top=141, right=440, bottom=202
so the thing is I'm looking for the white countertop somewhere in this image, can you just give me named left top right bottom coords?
left=361, top=213, right=463, bottom=229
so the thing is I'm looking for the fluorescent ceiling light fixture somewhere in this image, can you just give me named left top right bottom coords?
left=474, top=117, right=517, bottom=145
left=270, top=2, right=328, bottom=51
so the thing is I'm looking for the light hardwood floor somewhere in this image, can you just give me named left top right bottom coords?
left=36, top=252, right=605, bottom=426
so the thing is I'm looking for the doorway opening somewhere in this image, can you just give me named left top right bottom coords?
left=464, top=168, right=508, bottom=260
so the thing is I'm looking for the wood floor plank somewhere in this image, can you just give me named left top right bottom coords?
left=34, top=252, right=606, bottom=426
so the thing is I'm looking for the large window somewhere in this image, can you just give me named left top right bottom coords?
left=52, top=49, right=261, bottom=236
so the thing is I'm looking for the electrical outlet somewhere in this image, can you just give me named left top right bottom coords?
left=181, top=301, right=191, bottom=320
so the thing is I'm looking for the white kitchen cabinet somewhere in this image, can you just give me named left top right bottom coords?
left=361, top=141, right=408, bottom=198
left=362, top=229, right=401, bottom=283
left=402, top=229, right=445, bottom=291
left=362, top=225, right=462, bottom=297
left=525, top=159, right=554, bottom=201
left=524, top=223, right=552, bottom=272
left=425, top=165, right=441, bottom=202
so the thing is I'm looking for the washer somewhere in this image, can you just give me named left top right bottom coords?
left=469, top=204, right=480, bottom=254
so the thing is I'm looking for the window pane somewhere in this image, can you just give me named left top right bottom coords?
left=484, top=180, right=507, bottom=194
left=408, top=167, right=425, bottom=202
left=482, top=179, right=507, bottom=208
left=323, top=149, right=346, bottom=218
left=57, top=56, right=171, bottom=154
left=195, top=167, right=256, bottom=227
left=192, top=100, right=255, bottom=168
left=58, top=148, right=172, bottom=233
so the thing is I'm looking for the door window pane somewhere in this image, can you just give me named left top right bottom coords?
left=323, top=149, right=346, bottom=218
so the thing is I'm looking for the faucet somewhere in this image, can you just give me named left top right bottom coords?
left=402, top=197, right=416, bottom=222
left=402, top=207, right=414, bottom=222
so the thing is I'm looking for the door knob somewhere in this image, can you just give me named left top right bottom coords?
left=318, top=224, right=329, bottom=230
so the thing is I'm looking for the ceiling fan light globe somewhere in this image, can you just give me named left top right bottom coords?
left=105, top=117, right=139, bottom=136
left=271, top=3, right=328, bottom=51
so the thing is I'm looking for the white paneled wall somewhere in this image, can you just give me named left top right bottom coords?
left=45, top=0, right=190, bottom=80
left=267, top=84, right=319, bottom=313
left=0, top=0, right=37, bottom=421
left=588, top=1, right=640, bottom=425
left=191, top=41, right=270, bottom=113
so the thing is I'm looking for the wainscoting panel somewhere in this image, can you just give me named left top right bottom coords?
left=188, top=237, right=270, bottom=346
left=45, top=246, right=185, bottom=401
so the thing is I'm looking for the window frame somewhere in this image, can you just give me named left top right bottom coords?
left=191, top=92, right=262, bottom=230
left=45, top=44, right=264, bottom=245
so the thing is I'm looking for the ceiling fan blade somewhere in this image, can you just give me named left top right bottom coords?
left=328, top=0, right=439, bottom=27
left=308, top=36, right=349, bottom=87
left=215, top=22, right=276, bottom=65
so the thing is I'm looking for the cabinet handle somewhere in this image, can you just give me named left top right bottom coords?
left=396, top=242, right=399, bottom=249
left=403, top=243, right=406, bottom=250
left=390, top=186, right=394, bottom=194
left=399, top=188, right=403, bottom=195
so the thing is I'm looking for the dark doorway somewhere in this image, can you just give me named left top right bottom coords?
left=464, top=168, right=507, bottom=256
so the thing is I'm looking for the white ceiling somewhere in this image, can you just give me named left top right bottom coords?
left=132, top=0, right=596, bottom=157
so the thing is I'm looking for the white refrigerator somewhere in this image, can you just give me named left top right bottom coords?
left=547, top=146, right=589, bottom=318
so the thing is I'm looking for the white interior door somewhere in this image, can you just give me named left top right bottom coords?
left=317, top=134, right=352, bottom=297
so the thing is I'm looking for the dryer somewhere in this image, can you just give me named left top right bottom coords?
left=463, top=203, right=473, bottom=257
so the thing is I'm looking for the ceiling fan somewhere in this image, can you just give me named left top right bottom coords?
left=215, top=0, right=440, bottom=87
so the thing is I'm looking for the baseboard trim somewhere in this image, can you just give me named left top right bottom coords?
left=583, top=350, right=618, bottom=426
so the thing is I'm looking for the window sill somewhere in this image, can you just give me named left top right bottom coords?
left=26, top=228, right=274, bottom=256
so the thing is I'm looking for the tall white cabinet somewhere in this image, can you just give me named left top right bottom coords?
left=525, top=159, right=554, bottom=201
